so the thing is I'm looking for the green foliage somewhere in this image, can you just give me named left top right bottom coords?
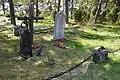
left=16, top=11, right=25, bottom=16
left=74, top=7, right=90, bottom=23
left=51, top=10, right=57, bottom=21
left=41, top=11, right=51, bottom=17
left=13, top=0, right=26, bottom=4
left=92, top=6, right=97, bottom=16
left=106, top=6, right=120, bottom=24
left=4, top=10, right=9, bottom=17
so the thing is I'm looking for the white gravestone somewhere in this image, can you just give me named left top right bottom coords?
left=53, top=12, right=66, bottom=40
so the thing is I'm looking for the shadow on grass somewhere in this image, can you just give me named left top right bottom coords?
left=0, top=39, right=19, bottom=57
left=0, top=36, right=87, bottom=59
left=0, top=34, right=112, bottom=80
left=67, top=29, right=120, bottom=40
left=105, top=27, right=120, bottom=35
left=93, top=24, right=120, bottom=35
left=0, top=35, right=89, bottom=60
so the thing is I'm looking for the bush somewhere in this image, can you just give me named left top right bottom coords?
left=74, top=8, right=90, bottom=23
left=106, top=6, right=120, bottom=24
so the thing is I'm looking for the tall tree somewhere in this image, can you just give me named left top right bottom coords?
left=8, top=0, right=16, bottom=25
left=70, top=0, right=74, bottom=19
left=65, top=0, right=69, bottom=23
left=100, top=0, right=109, bottom=22
left=58, top=0, right=61, bottom=12
left=94, top=0, right=102, bottom=24
left=1, top=0, right=5, bottom=14
left=115, top=0, right=120, bottom=7
left=55, top=0, right=57, bottom=11
left=36, top=0, right=39, bottom=22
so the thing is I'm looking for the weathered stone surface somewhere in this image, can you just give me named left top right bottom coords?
left=53, top=12, right=66, bottom=40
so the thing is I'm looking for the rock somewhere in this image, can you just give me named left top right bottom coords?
left=36, top=46, right=44, bottom=56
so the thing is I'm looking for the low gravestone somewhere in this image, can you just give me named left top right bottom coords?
left=53, top=12, right=66, bottom=41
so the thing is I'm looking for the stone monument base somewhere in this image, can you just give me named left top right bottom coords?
left=52, top=41, right=66, bottom=49
left=52, top=38, right=68, bottom=42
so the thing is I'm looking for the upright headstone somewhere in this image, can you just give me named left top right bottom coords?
left=53, top=12, right=66, bottom=40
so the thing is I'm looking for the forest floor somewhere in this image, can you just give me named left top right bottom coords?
left=0, top=15, right=120, bottom=80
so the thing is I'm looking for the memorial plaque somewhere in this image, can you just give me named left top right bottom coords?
left=53, top=12, right=66, bottom=40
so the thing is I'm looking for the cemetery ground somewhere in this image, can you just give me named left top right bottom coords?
left=0, top=16, right=120, bottom=80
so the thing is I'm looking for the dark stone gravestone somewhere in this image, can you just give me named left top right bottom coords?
left=53, top=12, right=66, bottom=41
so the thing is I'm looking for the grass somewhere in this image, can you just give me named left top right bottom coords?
left=73, top=54, right=120, bottom=80
left=0, top=15, right=120, bottom=80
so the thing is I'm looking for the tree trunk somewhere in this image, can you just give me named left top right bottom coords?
left=8, top=0, right=16, bottom=25
left=100, top=0, right=109, bottom=22
left=71, top=0, right=74, bottom=19
left=54, top=0, right=57, bottom=11
left=116, top=0, right=120, bottom=7
left=36, top=0, right=39, bottom=22
left=58, top=0, right=61, bottom=12
left=2, top=0, right=5, bottom=14
left=29, top=1, right=34, bottom=45
left=94, top=0, right=102, bottom=24
left=65, top=0, right=69, bottom=24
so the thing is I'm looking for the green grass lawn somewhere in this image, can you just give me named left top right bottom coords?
left=0, top=16, right=120, bottom=80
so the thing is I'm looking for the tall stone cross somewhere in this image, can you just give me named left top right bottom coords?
left=17, top=1, right=44, bottom=57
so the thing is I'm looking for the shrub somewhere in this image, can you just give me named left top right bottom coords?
left=106, top=6, right=120, bottom=24
left=74, top=7, right=90, bottom=23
